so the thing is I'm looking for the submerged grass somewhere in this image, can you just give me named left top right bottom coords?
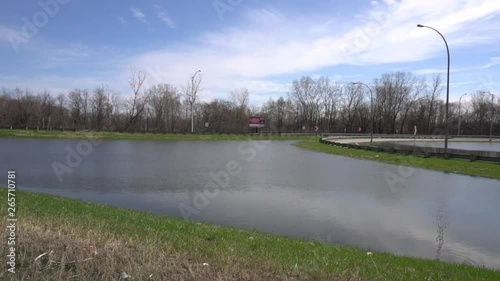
left=0, top=129, right=315, bottom=141
left=297, top=140, right=500, bottom=180
left=1, top=190, right=499, bottom=280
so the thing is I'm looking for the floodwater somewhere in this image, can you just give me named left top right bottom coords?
left=1, top=138, right=500, bottom=269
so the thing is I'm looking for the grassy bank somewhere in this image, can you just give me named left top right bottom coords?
left=1, top=190, right=498, bottom=280
left=0, top=129, right=315, bottom=141
left=297, top=141, right=500, bottom=180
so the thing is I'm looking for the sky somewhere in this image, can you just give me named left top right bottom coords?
left=0, top=0, right=499, bottom=105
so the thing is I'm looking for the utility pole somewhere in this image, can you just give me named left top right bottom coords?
left=458, top=93, right=467, bottom=136
left=490, top=93, right=495, bottom=142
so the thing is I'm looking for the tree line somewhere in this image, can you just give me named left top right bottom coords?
left=0, top=70, right=498, bottom=135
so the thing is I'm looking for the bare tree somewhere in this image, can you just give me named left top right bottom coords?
left=373, top=72, right=421, bottom=133
left=317, top=77, right=341, bottom=132
left=167, top=93, right=182, bottom=132
left=1, top=69, right=495, bottom=135
left=262, top=96, right=292, bottom=134
left=82, top=90, right=90, bottom=130
left=274, top=97, right=289, bottom=134
left=340, top=83, right=364, bottom=132
left=91, top=86, right=110, bottom=131
left=109, top=92, right=124, bottom=130
left=424, top=75, right=443, bottom=133
left=230, top=88, right=249, bottom=108
left=289, top=76, right=322, bottom=131
left=68, top=89, right=84, bottom=129
left=201, top=99, right=234, bottom=133
left=125, top=68, right=149, bottom=131
left=40, top=91, right=55, bottom=130
left=398, top=77, right=425, bottom=134
left=56, top=93, right=66, bottom=129
left=229, top=87, right=249, bottom=132
left=0, top=89, right=14, bottom=127
left=471, top=91, right=492, bottom=134
left=182, top=70, right=202, bottom=133
left=148, top=83, right=179, bottom=131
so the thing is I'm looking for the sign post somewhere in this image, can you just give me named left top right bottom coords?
left=413, top=125, right=417, bottom=151
left=249, top=117, right=265, bottom=134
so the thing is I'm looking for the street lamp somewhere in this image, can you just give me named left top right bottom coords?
left=458, top=93, right=467, bottom=136
left=417, top=24, right=451, bottom=155
left=352, top=82, right=374, bottom=144
left=489, top=93, right=495, bottom=142
left=190, top=70, right=202, bottom=133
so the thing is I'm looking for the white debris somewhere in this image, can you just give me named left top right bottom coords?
left=34, top=250, right=53, bottom=262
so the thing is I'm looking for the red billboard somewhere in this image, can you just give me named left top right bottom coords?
left=249, top=117, right=265, bottom=128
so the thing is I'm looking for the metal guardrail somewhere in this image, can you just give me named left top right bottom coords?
left=319, top=138, right=500, bottom=164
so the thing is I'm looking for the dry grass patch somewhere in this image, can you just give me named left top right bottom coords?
left=4, top=219, right=348, bottom=281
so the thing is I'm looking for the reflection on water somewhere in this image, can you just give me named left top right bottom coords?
left=1, top=138, right=500, bottom=269
left=434, top=204, right=449, bottom=259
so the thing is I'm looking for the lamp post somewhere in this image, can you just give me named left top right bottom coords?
left=490, top=93, right=495, bottom=142
left=417, top=24, right=451, bottom=155
left=352, top=82, right=374, bottom=144
left=190, top=70, right=202, bottom=133
left=458, top=93, right=467, bottom=136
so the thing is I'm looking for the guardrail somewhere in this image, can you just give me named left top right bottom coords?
left=319, top=138, right=500, bottom=164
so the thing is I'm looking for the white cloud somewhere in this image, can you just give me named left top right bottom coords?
left=23, top=43, right=94, bottom=70
left=122, top=0, right=500, bottom=103
left=415, top=57, right=500, bottom=75
left=4, top=0, right=500, bottom=105
left=154, top=5, right=176, bottom=28
left=117, top=16, right=127, bottom=25
left=0, top=74, right=112, bottom=95
left=0, top=25, right=29, bottom=52
left=158, top=12, right=175, bottom=28
left=128, top=1, right=500, bottom=77
left=0, top=25, right=19, bottom=42
left=479, top=57, right=500, bottom=70
left=130, top=7, right=146, bottom=23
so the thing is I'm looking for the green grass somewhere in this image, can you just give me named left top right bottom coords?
left=1, top=189, right=498, bottom=280
left=297, top=140, right=500, bottom=180
left=0, top=129, right=316, bottom=141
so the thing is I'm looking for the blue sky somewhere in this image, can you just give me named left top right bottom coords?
left=0, top=0, right=499, bottom=105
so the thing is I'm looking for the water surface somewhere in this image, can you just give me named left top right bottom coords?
left=1, top=138, right=499, bottom=269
